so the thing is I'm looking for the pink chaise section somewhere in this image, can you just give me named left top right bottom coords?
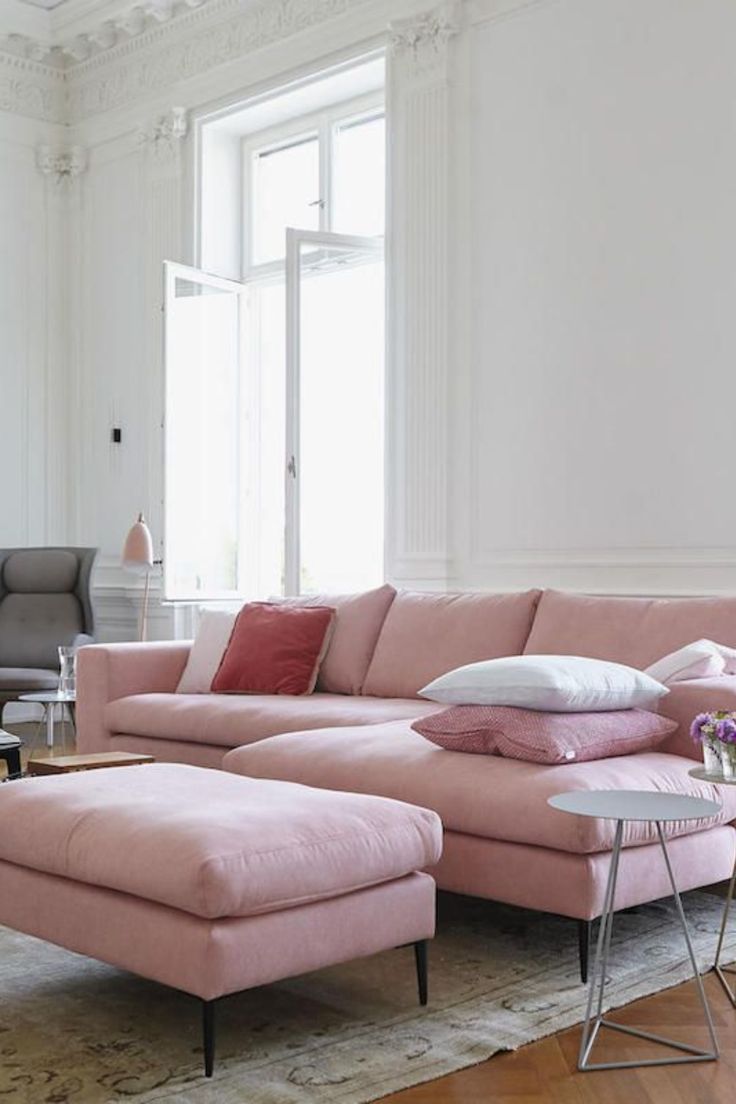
left=223, top=721, right=736, bottom=854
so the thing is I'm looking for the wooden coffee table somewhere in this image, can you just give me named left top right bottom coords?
left=27, top=751, right=155, bottom=776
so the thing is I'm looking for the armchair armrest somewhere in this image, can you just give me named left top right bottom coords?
left=76, top=641, right=191, bottom=753
left=659, top=677, right=736, bottom=759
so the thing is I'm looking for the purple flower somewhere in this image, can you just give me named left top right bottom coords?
left=691, top=713, right=713, bottom=742
left=717, top=717, right=736, bottom=744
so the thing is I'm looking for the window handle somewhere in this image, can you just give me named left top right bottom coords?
left=287, top=455, right=297, bottom=478
left=308, top=198, right=325, bottom=208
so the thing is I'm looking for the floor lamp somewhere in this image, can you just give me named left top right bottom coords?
left=122, top=514, right=155, bottom=642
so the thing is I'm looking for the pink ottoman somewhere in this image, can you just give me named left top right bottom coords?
left=0, top=764, right=441, bottom=1076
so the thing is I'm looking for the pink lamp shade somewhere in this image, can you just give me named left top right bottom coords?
left=122, top=514, right=154, bottom=576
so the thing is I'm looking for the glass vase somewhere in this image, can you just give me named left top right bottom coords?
left=58, top=646, right=77, bottom=698
left=720, top=742, right=736, bottom=781
left=703, top=738, right=722, bottom=775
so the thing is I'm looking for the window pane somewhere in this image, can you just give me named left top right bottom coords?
left=332, top=114, right=385, bottom=236
left=252, top=136, right=319, bottom=264
left=298, top=245, right=384, bottom=594
left=165, top=273, right=241, bottom=599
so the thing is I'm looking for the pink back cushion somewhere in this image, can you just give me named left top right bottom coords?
left=275, top=584, right=396, bottom=694
left=412, top=705, right=677, bottom=764
left=524, top=590, right=736, bottom=670
left=362, top=589, right=542, bottom=699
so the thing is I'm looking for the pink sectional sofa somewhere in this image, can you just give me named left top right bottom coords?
left=77, top=587, right=736, bottom=981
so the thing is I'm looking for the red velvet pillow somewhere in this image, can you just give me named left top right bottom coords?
left=212, top=603, right=335, bottom=696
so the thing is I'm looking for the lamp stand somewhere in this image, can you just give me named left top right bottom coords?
left=140, top=570, right=150, bottom=642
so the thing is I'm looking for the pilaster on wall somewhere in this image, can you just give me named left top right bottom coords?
left=385, top=1, right=458, bottom=589
left=36, top=144, right=87, bottom=545
left=137, top=107, right=187, bottom=556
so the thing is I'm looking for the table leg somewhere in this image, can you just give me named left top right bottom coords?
left=714, top=849, right=736, bottom=1006
left=45, top=705, right=54, bottom=749
left=579, top=819, right=623, bottom=1069
left=579, top=819, right=718, bottom=1070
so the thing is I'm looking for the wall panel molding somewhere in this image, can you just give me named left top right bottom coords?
left=385, top=1, right=459, bottom=587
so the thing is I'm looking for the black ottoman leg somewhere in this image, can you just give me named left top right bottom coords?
left=5, top=747, right=21, bottom=780
left=414, top=940, right=428, bottom=1006
left=202, top=999, right=216, bottom=1077
left=578, top=919, right=592, bottom=985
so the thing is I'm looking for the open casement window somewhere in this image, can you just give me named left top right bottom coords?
left=163, top=262, right=246, bottom=601
left=285, top=229, right=385, bottom=596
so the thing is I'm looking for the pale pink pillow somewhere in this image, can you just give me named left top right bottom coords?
left=411, top=705, right=677, bottom=764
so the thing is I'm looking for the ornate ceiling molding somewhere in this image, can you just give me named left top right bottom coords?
left=1, top=0, right=211, bottom=68
left=0, top=50, right=64, bottom=122
left=68, top=0, right=370, bottom=120
left=0, top=0, right=381, bottom=123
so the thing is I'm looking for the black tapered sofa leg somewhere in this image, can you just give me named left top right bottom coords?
left=202, top=999, right=216, bottom=1077
left=414, top=940, right=428, bottom=1006
left=578, top=919, right=592, bottom=985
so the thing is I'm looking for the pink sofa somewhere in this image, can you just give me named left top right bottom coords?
left=77, top=587, right=736, bottom=981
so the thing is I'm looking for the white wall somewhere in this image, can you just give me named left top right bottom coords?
left=452, top=0, right=736, bottom=595
left=2, top=0, right=736, bottom=644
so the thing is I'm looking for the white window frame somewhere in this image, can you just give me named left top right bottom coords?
left=284, top=228, right=385, bottom=595
left=241, top=92, right=384, bottom=280
left=163, top=260, right=246, bottom=601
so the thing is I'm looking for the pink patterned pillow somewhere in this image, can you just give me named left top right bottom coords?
left=411, top=705, right=677, bottom=764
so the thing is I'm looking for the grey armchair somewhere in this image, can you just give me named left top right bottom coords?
left=0, top=547, right=97, bottom=723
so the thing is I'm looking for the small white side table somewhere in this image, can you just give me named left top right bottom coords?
left=549, top=789, right=721, bottom=1071
left=18, top=692, right=76, bottom=748
left=690, top=766, right=736, bottom=1006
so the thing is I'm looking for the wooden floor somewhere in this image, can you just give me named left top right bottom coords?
left=5, top=720, right=734, bottom=1103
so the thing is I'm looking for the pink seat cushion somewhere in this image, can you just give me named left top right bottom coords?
left=412, top=705, right=677, bottom=763
left=524, top=590, right=736, bottom=670
left=273, top=585, right=396, bottom=694
left=223, top=722, right=736, bottom=854
left=0, top=764, right=442, bottom=920
left=362, top=589, right=541, bottom=699
left=105, top=692, right=442, bottom=748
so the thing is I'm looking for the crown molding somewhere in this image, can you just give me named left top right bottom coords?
left=68, top=0, right=376, bottom=120
left=0, top=0, right=452, bottom=123
left=1, top=0, right=212, bottom=68
left=0, top=50, right=64, bottom=122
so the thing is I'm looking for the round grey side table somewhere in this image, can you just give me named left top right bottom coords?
left=18, top=691, right=76, bottom=748
left=690, top=766, right=736, bottom=1007
left=549, top=789, right=721, bottom=1071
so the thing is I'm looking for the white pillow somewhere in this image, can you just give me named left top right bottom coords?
left=644, top=639, right=736, bottom=684
left=418, top=655, right=669, bottom=713
left=176, top=610, right=237, bottom=694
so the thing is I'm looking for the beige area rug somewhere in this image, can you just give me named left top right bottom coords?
left=0, top=891, right=734, bottom=1104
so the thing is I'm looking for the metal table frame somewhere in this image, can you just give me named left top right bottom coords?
left=550, top=789, right=721, bottom=1072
